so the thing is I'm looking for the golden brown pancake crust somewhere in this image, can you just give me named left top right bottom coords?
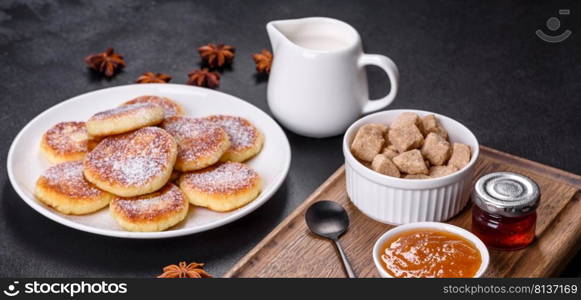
left=180, top=162, right=259, bottom=194
left=203, top=115, right=263, bottom=159
left=110, top=183, right=187, bottom=223
left=35, top=161, right=113, bottom=214
left=86, top=103, right=165, bottom=137
left=161, top=117, right=230, bottom=171
left=89, top=103, right=158, bottom=121
left=41, top=121, right=89, bottom=162
left=38, top=161, right=104, bottom=199
left=122, top=95, right=184, bottom=118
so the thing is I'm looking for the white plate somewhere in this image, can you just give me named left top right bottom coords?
left=6, top=84, right=291, bottom=239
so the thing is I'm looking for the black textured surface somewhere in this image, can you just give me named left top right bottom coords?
left=0, top=0, right=580, bottom=277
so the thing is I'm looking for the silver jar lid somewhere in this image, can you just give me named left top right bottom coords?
left=472, top=172, right=540, bottom=217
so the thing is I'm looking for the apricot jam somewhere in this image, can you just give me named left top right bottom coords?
left=471, top=172, right=540, bottom=250
left=380, top=229, right=482, bottom=278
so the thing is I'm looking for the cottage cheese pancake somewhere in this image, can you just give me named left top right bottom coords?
left=179, top=162, right=262, bottom=212
left=86, top=103, right=164, bottom=136
left=121, top=95, right=184, bottom=118
left=204, top=115, right=264, bottom=162
left=110, top=183, right=188, bottom=232
left=83, top=127, right=178, bottom=197
left=161, top=117, right=230, bottom=172
left=40, top=121, right=94, bottom=164
left=35, top=161, right=114, bottom=214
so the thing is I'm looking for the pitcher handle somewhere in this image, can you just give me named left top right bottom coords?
left=358, top=54, right=399, bottom=114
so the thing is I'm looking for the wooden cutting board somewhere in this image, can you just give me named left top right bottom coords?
left=225, top=146, right=581, bottom=278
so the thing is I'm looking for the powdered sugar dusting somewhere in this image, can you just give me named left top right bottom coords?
left=43, top=122, right=88, bottom=154
left=181, top=162, right=259, bottom=194
left=204, top=115, right=259, bottom=150
left=161, top=117, right=226, bottom=161
left=84, top=127, right=175, bottom=186
left=112, top=184, right=186, bottom=220
left=110, top=156, right=161, bottom=185
left=89, top=103, right=158, bottom=121
left=40, top=161, right=103, bottom=198
left=123, top=95, right=183, bottom=117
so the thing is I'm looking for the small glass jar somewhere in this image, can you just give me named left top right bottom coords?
left=471, top=172, right=540, bottom=250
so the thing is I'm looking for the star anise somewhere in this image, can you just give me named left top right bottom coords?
left=84, top=47, right=125, bottom=77
left=198, top=43, right=235, bottom=68
left=252, top=49, right=273, bottom=74
left=158, top=262, right=212, bottom=278
left=136, top=72, right=172, bottom=84
left=187, top=68, right=220, bottom=88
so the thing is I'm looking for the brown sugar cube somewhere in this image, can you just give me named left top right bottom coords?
left=382, top=147, right=399, bottom=160
left=448, top=143, right=472, bottom=170
left=429, top=165, right=458, bottom=178
left=388, top=124, right=424, bottom=153
left=405, top=174, right=431, bottom=179
left=370, top=123, right=390, bottom=146
left=360, top=123, right=389, bottom=144
left=371, top=154, right=401, bottom=178
left=421, top=133, right=451, bottom=166
left=350, top=124, right=386, bottom=162
left=421, top=114, right=448, bottom=140
left=368, top=123, right=389, bottom=135
left=392, top=112, right=422, bottom=130
left=392, top=149, right=429, bottom=175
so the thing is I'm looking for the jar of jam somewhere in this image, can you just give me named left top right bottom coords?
left=471, top=172, right=540, bottom=250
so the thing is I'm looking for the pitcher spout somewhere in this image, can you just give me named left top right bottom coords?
left=266, top=18, right=308, bottom=53
left=266, top=20, right=288, bottom=53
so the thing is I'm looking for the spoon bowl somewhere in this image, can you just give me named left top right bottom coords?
left=305, top=200, right=356, bottom=277
left=305, top=200, right=350, bottom=240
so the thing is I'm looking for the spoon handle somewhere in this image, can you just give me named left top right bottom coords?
left=333, top=240, right=356, bottom=278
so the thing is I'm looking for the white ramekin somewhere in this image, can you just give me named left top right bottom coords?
left=372, top=222, right=490, bottom=278
left=343, top=109, right=479, bottom=224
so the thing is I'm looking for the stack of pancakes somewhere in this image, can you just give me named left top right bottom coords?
left=36, top=95, right=264, bottom=232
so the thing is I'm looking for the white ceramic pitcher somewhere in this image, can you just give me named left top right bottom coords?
left=266, top=17, right=399, bottom=138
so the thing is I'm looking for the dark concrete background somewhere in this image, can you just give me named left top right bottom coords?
left=0, top=0, right=579, bottom=277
